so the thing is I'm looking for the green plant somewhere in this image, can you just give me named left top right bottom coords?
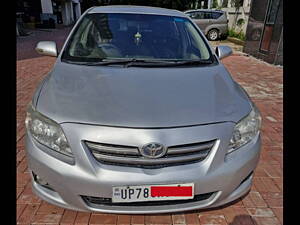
left=236, top=18, right=245, bottom=34
left=236, top=18, right=245, bottom=27
left=212, top=0, right=218, bottom=8
left=228, top=28, right=246, bottom=41
left=216, top=4, right=222, bottom=10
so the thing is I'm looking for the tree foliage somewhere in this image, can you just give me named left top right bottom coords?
left=230, top=0, right=243, bottom=8
left=212, top=0, right=218, bottom=8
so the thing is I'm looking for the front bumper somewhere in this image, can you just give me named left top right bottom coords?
left=25, top=122, right=261, bottom=214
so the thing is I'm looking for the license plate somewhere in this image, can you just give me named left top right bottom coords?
left=112, top=183, right=194, bottom=203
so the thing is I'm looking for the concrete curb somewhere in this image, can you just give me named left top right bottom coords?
left=227, top=37, right=245, bottom=46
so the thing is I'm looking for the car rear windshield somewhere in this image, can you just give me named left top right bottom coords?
left=61, top=13, right=213, bottom=62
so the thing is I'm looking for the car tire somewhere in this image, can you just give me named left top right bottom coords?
left=207, top=29, right=219, bottom=41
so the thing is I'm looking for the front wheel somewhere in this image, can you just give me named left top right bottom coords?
left=207, top=29, right=219, bottom=41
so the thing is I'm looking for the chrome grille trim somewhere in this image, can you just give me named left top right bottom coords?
left=167, top=142, right=214, bottom=155
left=92, top=150, right=210, bottom=165
left=86, top=142, right=140, bottom=156
left=85, top=140, right=216, bottom=168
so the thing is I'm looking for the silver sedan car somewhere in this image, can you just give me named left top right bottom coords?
left=25, top=6, right=261, bottom=214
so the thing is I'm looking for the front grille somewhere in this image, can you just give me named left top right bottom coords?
left=85, top=140, right=215, bottom=168
left=82, top=192, right=215, bottom=207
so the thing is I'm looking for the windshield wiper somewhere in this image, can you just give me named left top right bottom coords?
left=86, top=58, right=184, bottom=67
left=124, top=59, right=213, bottom=68
left=62, top=58, right=134, bottom=66
left=62, top=58, right=165, bottom=66
left=85, top=59, right=142, bottom=66
left=62, top=59, right=213, bottom=67
left=174, top=59, right=213, bottom=66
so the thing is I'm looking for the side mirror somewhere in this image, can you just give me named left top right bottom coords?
left=215, top=45, right=232, bottom=59
left=35, top=41, right=58, bottom=57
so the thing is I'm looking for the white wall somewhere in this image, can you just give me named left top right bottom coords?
left=41, top=0, right=53, bottom=14
left=61, top=1, right=81, bottom=26
left=208, top=0, right=212, bottom=8
left=211, top=0, right=253, bottom=33
left=74, top=3, right=82, bottom=20
left=62, top=2, right=71, bottom=25
left=223, top=6, right=251, bottom=33
left=69, top=1, right=74, bottom=22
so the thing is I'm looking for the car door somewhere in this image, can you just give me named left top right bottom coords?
left=192, top=12, right=212, bottom=33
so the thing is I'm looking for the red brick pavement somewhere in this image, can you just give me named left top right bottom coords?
left=17, top=29, right=283, bottom=225
left=17, top=27, right=72, bottom=61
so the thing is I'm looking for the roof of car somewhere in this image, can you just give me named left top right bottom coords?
left=88, top=5, right=188, bottom=17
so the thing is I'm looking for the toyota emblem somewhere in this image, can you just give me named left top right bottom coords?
left=140, top=142, right=166, bottom=159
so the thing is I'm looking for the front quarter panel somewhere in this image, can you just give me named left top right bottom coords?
left=32, top=74, right=51, bottom=108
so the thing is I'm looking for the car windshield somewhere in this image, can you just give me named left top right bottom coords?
left=62, top=13, right=212, bottom=62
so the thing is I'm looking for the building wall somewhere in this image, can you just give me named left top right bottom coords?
left=17, top=0, right=42, bottom=23
left=221, top=7, right=250, bottom=33
left=212, top=0, right=252, bottom=33
left=40, top=0, right=81, bottom=26
left=243, top=0, right=283, bottom=65
left=274, top=30, right=283, bottom=65
left=41, top=0, right=53, bottom=14
left=74, top=2, right=82, bottom=20
left=62, top=1, right=74, bottom=25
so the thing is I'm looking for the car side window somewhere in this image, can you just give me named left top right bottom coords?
left=203, top=12, right=212, bottom=19
left=211, top=12, right=222, bottom=19
left=188, top=12, right=211, bottom=20
left=191, top=12, right=202, bottom=19
left=187, top=12, right=195, bottom=19
left=194, top=12, right=202, bottom=19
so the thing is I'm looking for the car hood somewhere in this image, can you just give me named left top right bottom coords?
left=36, top=61, right=251, bottom=128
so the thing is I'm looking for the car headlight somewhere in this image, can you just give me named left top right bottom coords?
left=25, top=103, right=73, bottom=157
left=227, top=105, right=262, bottom=154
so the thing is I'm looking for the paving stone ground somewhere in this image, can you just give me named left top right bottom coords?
left=17, top=27, right=283, bottom=225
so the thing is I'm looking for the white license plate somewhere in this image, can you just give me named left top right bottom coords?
left=112, top=183, right=194, bottom=203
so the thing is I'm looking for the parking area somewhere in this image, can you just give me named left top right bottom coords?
left=17, top=27, right=283, bottom=225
